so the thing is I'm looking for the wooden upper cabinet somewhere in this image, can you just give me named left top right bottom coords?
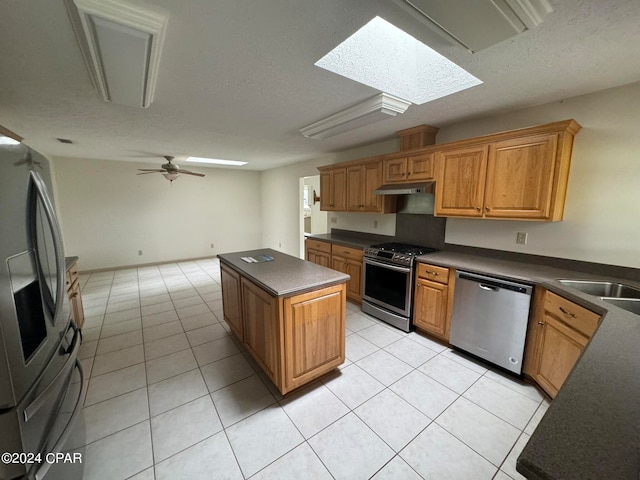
left=435, top=145, right=488, bottom=217
left=347, top=162, right=383, bottom=212
left=484, top=134, right=558, bottom=219
left=320, top=167, right=346, bottom=211
left=382, top=152, right=434, bottom=183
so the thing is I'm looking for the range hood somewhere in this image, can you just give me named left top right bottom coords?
left=374, top=182, right=434, bottom=195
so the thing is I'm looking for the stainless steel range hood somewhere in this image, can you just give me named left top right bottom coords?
left=373, top=182, right=434, bottom=195
left=374, top=182, right=435, bottom=214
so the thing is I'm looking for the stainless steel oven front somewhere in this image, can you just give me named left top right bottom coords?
left=362, top=256, right=414, bottom=331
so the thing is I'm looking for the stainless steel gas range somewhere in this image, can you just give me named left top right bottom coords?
left=362, top=242, right=437, bottom=332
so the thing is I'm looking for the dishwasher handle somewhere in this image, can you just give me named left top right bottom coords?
left=457, top=271, right=533, bottom=295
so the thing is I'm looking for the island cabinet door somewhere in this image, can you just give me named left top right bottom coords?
left=283, top=283, right=346, bottom=393
left=220, top=263, right=243, bottom=340
left=241, top=278, right=281, bottom=384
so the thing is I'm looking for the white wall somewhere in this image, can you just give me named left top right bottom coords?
left=261, top=139, right=399, bottom=257
left=303, top=175, right=328, bottom=234
left=440, top=82, right=640, bottom=268
left=53, top=157, right=262, bottom=271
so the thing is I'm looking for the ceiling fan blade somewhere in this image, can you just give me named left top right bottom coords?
left=136, top=171, right=162, bottom=175
left=138, top=168, right=166, bottom=172
left=179, top=170, right=206, bottom=177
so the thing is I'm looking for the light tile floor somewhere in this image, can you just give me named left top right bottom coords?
left=57, top=258, right=550, bottom=480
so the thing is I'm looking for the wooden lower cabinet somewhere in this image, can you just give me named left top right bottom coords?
left=305, top=239, right=331, bottom=268
left=65, top=260, right=85, bottom=329
left=220, top=263, right=243, bottom=339
left=220, top=266, right=346, bottom=395
left=412, top=263, right=454, bottom=341
left=331, top=245, right=363, bottom=303
left=524, top=288, right=602, bottom=398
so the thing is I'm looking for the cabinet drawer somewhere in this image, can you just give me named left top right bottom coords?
left=331, top=244, right=363, bottom=260
left=544, top=291, right=601, bottom=338
left=306, top=239, right=331, bottom=254
left=417, top=263, right=449, bottom=284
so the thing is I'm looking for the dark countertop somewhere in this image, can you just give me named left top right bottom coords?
left=65, top=256, right=78, bottom=272
left=416, top=250, right=640, bottom=480
left=218, top=248, right=350, bottom=298
left=305, top=231, right=393, bottom=250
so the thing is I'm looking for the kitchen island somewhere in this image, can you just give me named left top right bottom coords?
left=218, top=249, right=349, bottom=395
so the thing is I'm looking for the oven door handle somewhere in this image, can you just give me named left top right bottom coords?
left=364, top=258, right=411, bottom=274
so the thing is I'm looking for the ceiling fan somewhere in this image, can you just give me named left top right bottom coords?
left=137, top=156, right=205, bottom=182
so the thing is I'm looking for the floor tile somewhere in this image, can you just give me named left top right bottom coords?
left=371, top=456, right=423, bottom=480
left=151, top=395, right=223, bottom=462
left=91, top=344, right=145, bottom=377
left=79, top=421, right=153, bottom=480
left=185, top=323, right=227, bottom=347
left=389, top=370, right=458, bottom=419
left=400, top=423, right=497, bottom=480
left=96, top=330, right=143, bottom=356
left=226, top=405, right=304, bottom=478
left=180, top=312, right=218, bottom=332
left=82, top=327, right=101, bottom=343
left=106, top=299, right=140, bottom=313
left=485, top=369, right=545, bottom=402
left=418, top=354, right=483, bottom=394
left=142, top=321, right=184, bottom=343
left=280, top=381, right=349, bottom=438
left=140, top=294, right=170, bottom=306
left=441, top=348, right=489, bottom=374
left=200, top=353, right=255, bottom=392
left=524, top=400, right=550, bottom=436
left=357, top=324, right=404, bottom=348
left=356, top=350, right=413, bottom=386
left=463, top=377, right=540, bottom=430
left=100, top=318, right=142, bottom=338
left=141, top=310, right=179, bottom=328
left=78, top=340, right=97, bottom=360
left=322, top=364, right=385, bottom=409
left=494, top=471, right=516, bottom=480
left=308, top=413, right=394, bottom=480
left=172, top=295, right=204, bottom=309
left=154, top=431, right=243, bottom=480
left=406, top=331, right=448, bottom=353
left=345, top=333, right=378, bottom=362
left=127, top=467, right=154, bottom=480
left=148, top=369, right=208, bottom=416
left=146, top=348, right=198, bottom=385
left=436, top=397, right=520, bottom=466
left=211, top=374, right=276, bottom=427
left=191, top=336, right=239, bottom=366
left=177, top=303, right=211, bottom=320
left=103, top=307, right=141, bottom=325
left=70, top=387, right=149, bottom=448
left=85, top=363, right=147, bottom=406
left=251, top=442, right=332, bottom=480
left=383, top=337, right=438, bottom=368
left=140, top=301, right=174, bottom=317
left=346, top=311, right=376, bottom=332
left=355, top=389, right=430, bottom=452
left=168, top=288, right=199, bottom=301
left=144, top=332, right=190, bottom=361
left=500, top=433, right=530, bottom=479
left=82, top=315, right=104, bottom=330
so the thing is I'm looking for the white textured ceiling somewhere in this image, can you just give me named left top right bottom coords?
left=1, top=0, right=639, bottom=171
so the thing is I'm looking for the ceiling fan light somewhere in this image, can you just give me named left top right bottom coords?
left=163, top=173, right=179, bottom=182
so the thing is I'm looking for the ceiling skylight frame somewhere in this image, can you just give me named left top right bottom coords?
left=185, top=157, right=248, bottom=166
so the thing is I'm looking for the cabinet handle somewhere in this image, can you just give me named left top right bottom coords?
left=476, top=206, right=481, bottom=212
left=538, top=320, right=545, bottom=325
left=559, top=306, right=577, bottom=318
left=427, top=271, right=439, bottom=276
left=485, top=206, right=490, bottom=211
left=407, top=172, right=411, bottom=176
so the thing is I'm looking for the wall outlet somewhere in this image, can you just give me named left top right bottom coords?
left=138, top=250, right=143, bottom=256
left=330, top=217, right=337, bottom=224
left=516, top=232, right=528, bottom=245
left=210, top=243, right=214, bottom=249
left=373, top=220, right=378, bottom=228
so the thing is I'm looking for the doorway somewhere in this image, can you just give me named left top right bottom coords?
left=299, top=175, right=328, bottom=256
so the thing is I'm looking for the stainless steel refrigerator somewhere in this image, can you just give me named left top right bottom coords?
left=0, top=142, right=85, bottom=480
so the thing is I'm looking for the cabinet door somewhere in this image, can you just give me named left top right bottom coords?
left=283, top=284, right=346, bottom=392
left=383, top=157, right=407, bottom=183
left=242, top=279, right=280, bottom=383
left=220, top=263, right=243, bottom=339
left=413, top=278, right=448, bottom=338
left=319, top=171, right=331, bottom=211
left=535, top=313, right=587, bottom=398
left=362, top=162, right=383, bottom=212
left=344, top=258, right=363, bottom=302
left=485, top=134, right=558, bottom=219
left=332, top=168, right=347, bottom=211
left=407, top=152, right=434, bottom=180
left=435, top=145, right=488, bottom=217
left=307, top=248, right=331, bottom=268
left=346, top=166, right=364, bottom=211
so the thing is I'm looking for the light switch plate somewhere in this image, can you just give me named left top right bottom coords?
left=516, top=232, right=528, bottom=244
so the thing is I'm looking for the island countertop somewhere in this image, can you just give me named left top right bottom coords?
left=217, top=248, right=350, bottom=298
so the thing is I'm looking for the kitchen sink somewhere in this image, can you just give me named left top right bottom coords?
left=557, top=279, right=640, bottom=299
left=600, top=298, right=640, bottom=315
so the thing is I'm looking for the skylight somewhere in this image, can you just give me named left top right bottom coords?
left=0, top=136, right=21, bottom=145
left=185, top=157, right=248, bottom=166
left=315, top=16, right=482, bottom=105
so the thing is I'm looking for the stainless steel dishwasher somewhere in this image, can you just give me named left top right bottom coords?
left=449, top=271, right=533, bottom=374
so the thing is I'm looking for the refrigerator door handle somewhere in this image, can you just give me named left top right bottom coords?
left=29, top=170, right=66, bottom=324
left=23, top=326, right=81, bottom=423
